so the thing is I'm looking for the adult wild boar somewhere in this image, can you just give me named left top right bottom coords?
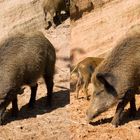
left=0, top=31, right=56, bottom=124
left=71, top=57, right=103, bottom=100
left=87, top=24, right=140, bottom=127
left=42, top=0, right=70, bottom=29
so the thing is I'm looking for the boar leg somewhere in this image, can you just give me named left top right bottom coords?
left=82, top=74, right=90, bottom=100
left=56, top=11, right=62, bottom=24
left=28, top=84, right=38, bottom=108
left=44, top=75, right=54, bottom=107
left=111, top=98, right=129, bottom=127
left=44, top=9, right=50, bottom=29
left=76, top=72, right=82, bottom=99
left=111, top=90, right=135, bottom=126
left=129, top=96, right=136, bottom=118
left=76, top=71, right=83, bottom=99
left=76, top=77, right=81, bottom=99
left=12, top=95, right=19, bottom=117
left=49, top=10, right=56, bottom=28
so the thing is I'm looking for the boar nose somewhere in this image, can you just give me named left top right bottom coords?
left=86, top=109, right=93, bottom=123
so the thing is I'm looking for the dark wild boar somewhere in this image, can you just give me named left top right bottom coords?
left=71, top=57, right=103, bottom=100
left=42, top=0, right=70, bottom=29
left=86, top=24, right=140, bottom=127
left=0, top=31, right=56, bottom=124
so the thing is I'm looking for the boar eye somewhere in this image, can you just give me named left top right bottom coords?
left=96, top=90, right=104, bottom=96
left=104, top=82, right=115, bottom=93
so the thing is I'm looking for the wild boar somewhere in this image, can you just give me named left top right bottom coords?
left=70, top=0, right=80, bottom=20
left=42, top=0, right=70, bottom=29
left=70, top=0, right=93, bottom=21
left=86, top=24, right=140, bottom=127
left=71, top=57, right=103, bottom=100
left=0, top=31, right=56, bottom=124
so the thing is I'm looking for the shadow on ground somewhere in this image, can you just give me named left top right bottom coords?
left=3, top=89, right=70, bottom=125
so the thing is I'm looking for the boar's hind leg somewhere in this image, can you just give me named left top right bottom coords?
left=82, top=74, right=90, bottom=100
left=12, top=95, right=18, bottom=117
left=76, top=72, right=82, bottom=99
left=129, top=96, right=136, bottom=118
left=28, top=84, right=38, bottom=108
left=43, top=74, right=54, bottom=107
left=83, top=80, right=90, bottom=100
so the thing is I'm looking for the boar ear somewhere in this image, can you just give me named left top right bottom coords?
left=96, top=72, right=116, bottom=88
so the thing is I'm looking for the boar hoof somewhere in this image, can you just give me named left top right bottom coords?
left=111, top=118, right=120, bottom=127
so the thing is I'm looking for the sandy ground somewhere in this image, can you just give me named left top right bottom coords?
left=0, top=18, right=70, bottom=140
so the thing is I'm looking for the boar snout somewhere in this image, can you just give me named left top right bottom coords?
left=86, top=109, right=94, bottom=123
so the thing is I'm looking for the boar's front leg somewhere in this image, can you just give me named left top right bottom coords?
left=28, top=83, right=38, bottom=108
left=76, top=72, right=82, bottom=99
left=129, top=96, right=136, bottom=118
left=12, top=88, right=25, bottom=117
left=111, top=98, right=128, bottom=127
left=111, top=90, right=135, bottom=127
left=44, top=75, right=54, bottom=107
left=12, top=95, right=18, bottom=117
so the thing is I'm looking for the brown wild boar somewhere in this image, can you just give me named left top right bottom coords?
left=70, top=0, right=93, bottom=21
left=0, top=31, right=56, bottom=124
left=71, top=57, right=103, bottom=100
left=86, top=24, right=140, bottom=127
left=42, top=0, right=70, bottom=29
left=70, top=0, right=79, bottom=20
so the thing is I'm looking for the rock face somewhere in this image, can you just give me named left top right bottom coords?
left=70, top=0, right=93, bottom=21
left=71, top=0, right=140, bottom=64
left=0, top=0, right=44, bottom=40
